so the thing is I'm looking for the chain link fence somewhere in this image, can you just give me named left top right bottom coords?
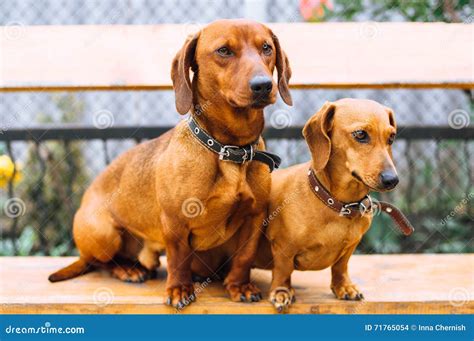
left=0, top=0, right=472, bottom=256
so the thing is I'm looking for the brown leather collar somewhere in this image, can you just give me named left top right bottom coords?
left=308, top=168, right=414, bottom=236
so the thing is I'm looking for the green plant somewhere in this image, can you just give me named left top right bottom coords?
left=12, top=94, right=89, bottom=256
left=302, top=0, right=472, bottom=23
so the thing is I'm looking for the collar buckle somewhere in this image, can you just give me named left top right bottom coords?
left=339, top=202, right=359, bottom=216
left=219, top=145, right=241, bottom=160
left=339, top=195, right=373, bottom=217
left=188, top=116, right=279, bottom=171
left=359, top=195, right=373, bottom=216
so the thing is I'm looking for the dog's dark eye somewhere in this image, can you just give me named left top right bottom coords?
left=262, top=43, right=272, bottom=56
left=352, top=130, right=370, bottom=143
left=216, top=47, right=233, bottom=57
left=388, top=133, right=396, bottom=145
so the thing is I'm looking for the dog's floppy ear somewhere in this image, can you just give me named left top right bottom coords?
left=302, top=101, right=336, bottom=171
left=385, top=106, right=397, bottom=130
left=271, top=32, right=292, bottom=106
left=171, top=33, right=200, bottom=114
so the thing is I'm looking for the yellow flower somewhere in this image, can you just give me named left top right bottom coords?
left=0, top=155, right=22, bottom=188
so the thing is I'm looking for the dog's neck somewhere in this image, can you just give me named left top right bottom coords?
left=191, top=93, right=265, bottom=146
left=313, top=160, right=370, bottom=204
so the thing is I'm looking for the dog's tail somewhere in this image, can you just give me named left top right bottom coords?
left=48, top=258, right=92, bottom=282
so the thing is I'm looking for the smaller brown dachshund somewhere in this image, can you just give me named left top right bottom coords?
left=255, top=98, right=400, bottom=312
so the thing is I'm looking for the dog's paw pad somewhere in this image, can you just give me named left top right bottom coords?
left=269, top=287, right=295, bottom=313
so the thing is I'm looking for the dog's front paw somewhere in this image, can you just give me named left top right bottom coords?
left=226, top=283, right=262, bottom=303
left=331, top=282, right=364, bottom=300
left=269, top=286, right=295, bottom=313
left=165, top=284, right=195, bottom=309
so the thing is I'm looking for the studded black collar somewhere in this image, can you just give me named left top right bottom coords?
left=187, top=116, right=281, bottom=172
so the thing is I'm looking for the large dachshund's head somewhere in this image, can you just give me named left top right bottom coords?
left=171, top=19, right=292, bottom=115
left=303, top=99, right=399, bottom=192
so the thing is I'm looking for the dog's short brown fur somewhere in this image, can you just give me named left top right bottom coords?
left=255, top=99, right=398, bottom=312
left=49, top=19, right=292, bottom=307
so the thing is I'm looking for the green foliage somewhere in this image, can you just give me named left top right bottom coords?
left=326, top=0, right=472, bottom=22
left=2, top=94, right=89, bottom=256
left=358, top=140, right=473, bottom=254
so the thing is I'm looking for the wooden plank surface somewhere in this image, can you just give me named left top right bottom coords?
left=0, top=23, right=472, bottom=91
left=0, top=254, right=472, bottom=314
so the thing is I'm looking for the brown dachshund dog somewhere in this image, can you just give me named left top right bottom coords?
left=255, top=99, right=398, bottom=312
left=49, top=19, right=292, bottom=308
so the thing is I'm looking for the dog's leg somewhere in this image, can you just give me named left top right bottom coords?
left=223, top=213, right=263, bottom=303
left=65, top=205, right=153, bottom=283
left=191, top=249, right=228, bottom=282
left=138, top=242, right=161, bottom=271
left=330, top=244, right=364, bottom=300
left=162, top=215, right=195, bottom=309
left=269, top=244, right=296, bottom=313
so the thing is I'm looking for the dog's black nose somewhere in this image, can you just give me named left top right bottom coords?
left=379, top=170, right=399, bottom=189
left=250, top=76, right=273, bottom=97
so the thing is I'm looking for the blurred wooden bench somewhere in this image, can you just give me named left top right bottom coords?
left=0, top=22, right=472, bottom=91
left=1, top=255, right=472, bottom=314
left=0, top=23, right=472, bottom=314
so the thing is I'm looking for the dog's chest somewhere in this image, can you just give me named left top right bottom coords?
left=189, top=164, right=264, bottom=250
left=294, top=216, right=371, bottom=271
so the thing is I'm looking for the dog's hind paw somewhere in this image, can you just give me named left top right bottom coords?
left=109, top=261, right=154, bottom=283
left=270, top=286, right=295, bottom=313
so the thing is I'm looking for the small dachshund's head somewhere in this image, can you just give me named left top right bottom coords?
left=303, top=98, right=398, bottom=192
left=171, top=19, right=292, bottom=114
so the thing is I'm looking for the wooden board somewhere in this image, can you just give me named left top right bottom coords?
left=0, top=23, right=472, bottom=91
left=0, top=254, right=472, bottom=314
